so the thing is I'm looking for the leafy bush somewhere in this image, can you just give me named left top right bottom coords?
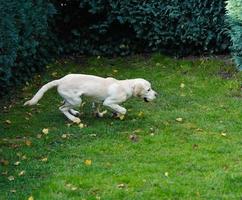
left=52, top=0, right=229, bottom=56
left=226, top=0, right=242, bottom=70
left=0, top=0, right=231, bottom=96
left=0, top=0, right=56, bottom=96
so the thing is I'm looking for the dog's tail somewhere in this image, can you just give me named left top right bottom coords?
left=24, top=80, right=60, bottom=106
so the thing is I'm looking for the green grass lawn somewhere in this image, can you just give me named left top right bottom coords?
left=0, top=54, right=241, bottom=200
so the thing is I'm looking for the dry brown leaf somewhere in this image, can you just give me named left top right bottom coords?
left=0, top=159, right=9, bottom=166
left=129, top=134, right=139, bottom=142
left=25, top=140, right=32, bottom=146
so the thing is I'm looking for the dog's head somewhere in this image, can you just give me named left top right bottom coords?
left=133, top=79, right=157, bottom=102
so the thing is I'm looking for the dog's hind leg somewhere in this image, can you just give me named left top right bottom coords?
left=92, top=102, right=107, bottom=118
left=59, top=96, right=82, bottom=123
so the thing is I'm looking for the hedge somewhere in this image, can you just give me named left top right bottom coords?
left=52, top=0, right=230, bottom=56
left=0, top=0, right=230, bottom=96
left=0, top=0, right=56, bottom=96
left=226, top=0, right=242, bottom=70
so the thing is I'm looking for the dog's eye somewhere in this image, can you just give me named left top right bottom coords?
left=147, top=88, right=151, bottom=92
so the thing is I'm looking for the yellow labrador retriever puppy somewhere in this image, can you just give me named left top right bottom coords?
left=24, top=74, right=157, bottom=123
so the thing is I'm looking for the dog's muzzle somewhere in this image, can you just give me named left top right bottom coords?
left=144, top=97, right=149, bottom=102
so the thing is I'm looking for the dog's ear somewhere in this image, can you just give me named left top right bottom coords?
left=133, top=83, right=143, bottom=97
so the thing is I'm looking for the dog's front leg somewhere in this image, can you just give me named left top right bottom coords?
left=103, top=99, right=127, bottom=116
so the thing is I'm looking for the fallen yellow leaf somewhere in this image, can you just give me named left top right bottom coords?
left=117, top=183, right=125, bottom=188
left=28, top=196, right=34, bottom=200
left=176, top=117, right=183, bottom=122
left=164, top=172, right=169, bottom=177
left=66, top=123, right=71, bottom=127
left=18, top=170, right=25, bottom=176
left=51, top=72, right=58, bottom=77
left=71, top=186, right=77, bottom=191
left=221, top=132, right=227, bottom=137
left=79, top=123, right=85, bottom=128
left=41, top=157, right=48, bottom=162
left=42, top=128, right=49, bottom=135
left=137, top=111, right=144, bottom=118
left=22, top=155, right=27, bottom=160
left=1, top=169, right=7, bottom=174
left=84, top=159, right=92, bottom=166
left=61, top=134, right=67, bottom=139
left=89, top=134, right=97, bottom=137
left=5, top=120, right=11, bottom=124
left=8, top=176, right=15, bottom=181
left=14, top=161, right=20, bottom=166
left=180, top=83, right=185, bottom=88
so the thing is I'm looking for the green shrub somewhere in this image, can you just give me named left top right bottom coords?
left=0, top=0, right=56, bottom=96
left=226, top=0, right=242, bottom=70
left=0, top=0, right=231, bottom=97
left=52, top=0, right=229, bottom=56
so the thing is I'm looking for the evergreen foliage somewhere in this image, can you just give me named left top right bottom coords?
left=226, top=0, right=242, bottom=70
left=0, top=0, right=230, bottom=96
left=0, top=0, right=56, bottom=96
left=52, top=0, right=229, bottom=56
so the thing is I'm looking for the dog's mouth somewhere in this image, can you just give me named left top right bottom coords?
left=144, top=97, right=149, bottom=102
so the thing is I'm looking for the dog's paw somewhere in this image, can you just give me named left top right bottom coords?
left=112, top=112, right=125, bottom=120
left=72, top=117, right=81, bottom=124
left=94, top=110, right=107, bottom=118
left=70, top=109, right=80, bottom=117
